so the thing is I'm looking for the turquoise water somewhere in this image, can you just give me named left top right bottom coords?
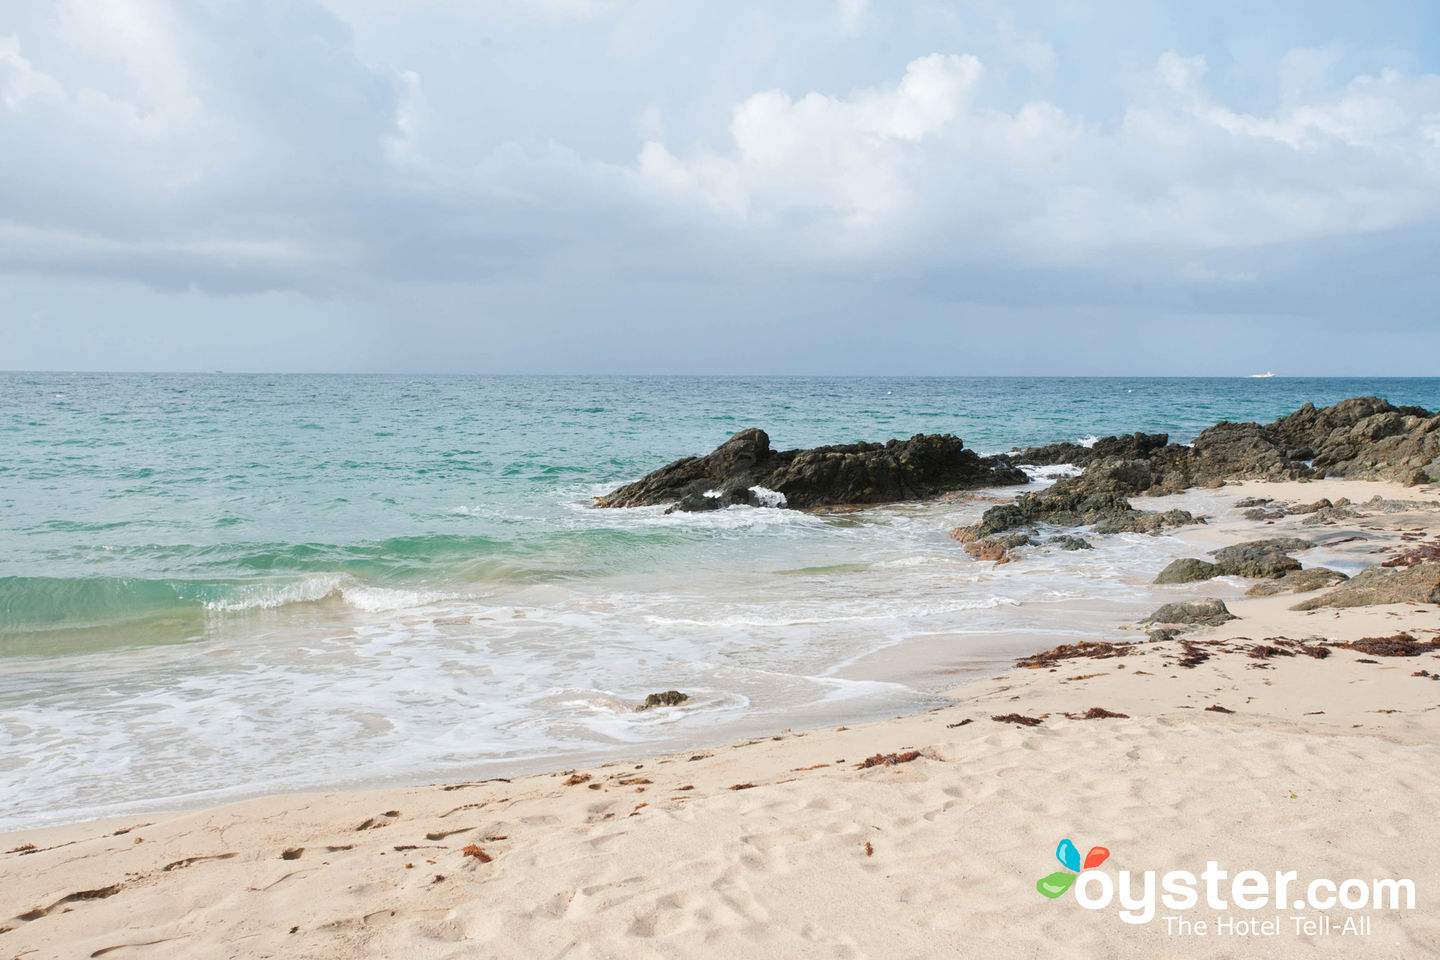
left=2, top=374, right=1438, bottom=827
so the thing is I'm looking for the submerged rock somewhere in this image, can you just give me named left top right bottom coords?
left=1142, top=598, right=1237, bottom=626
left=636, top=690, right=690, bottom=711
left=598, top=429, right=1027, bottom=511
left=1290, top=563, right=1440, bottom=610
left=1048, top=535, right=1093, bottom=550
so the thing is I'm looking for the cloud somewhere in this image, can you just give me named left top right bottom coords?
left=0, top=0, right=407, bottom=291
left=633, top=49, right=1440, bottom=274
left=1, top=0, right=1438, bottom=316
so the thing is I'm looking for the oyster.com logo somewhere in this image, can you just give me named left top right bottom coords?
left=1037, top=838, right=1109, bottom=899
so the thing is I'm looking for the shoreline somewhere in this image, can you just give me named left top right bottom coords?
left=4, top=477, right=1440, bottom=957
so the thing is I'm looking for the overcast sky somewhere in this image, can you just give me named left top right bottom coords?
left=2, top=0, right=1438, bottom=374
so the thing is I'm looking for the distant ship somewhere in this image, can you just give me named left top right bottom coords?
left=1248, top=372, right=1275, bottom=378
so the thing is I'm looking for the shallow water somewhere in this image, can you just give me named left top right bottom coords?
left=3, top=374, right=1437, bottom=829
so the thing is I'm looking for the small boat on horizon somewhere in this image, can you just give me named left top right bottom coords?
left=1249, top=371, right=1275, bottom=378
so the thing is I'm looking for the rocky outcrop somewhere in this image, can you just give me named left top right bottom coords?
left=1290, top=563, right=1440, bottom=610
left=596, top=429, right=1028, bottom=512
left=1012, top=397, right=1440, bottom=497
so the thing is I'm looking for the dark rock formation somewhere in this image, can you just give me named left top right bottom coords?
left=1290, top=563, right=1440, bottom=610
left=597, top=429, right=1028, bottom=512
left=1048, top=535, right=1093, bottom=550
left=1142, top=598, right=1237, bottom=626
left=1013, top=397, right=1440, bottom=496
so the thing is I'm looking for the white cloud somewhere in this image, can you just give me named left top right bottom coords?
left=633, top=50, right=1440, bottom=268
left=1, top=0, right=1439, bottom=305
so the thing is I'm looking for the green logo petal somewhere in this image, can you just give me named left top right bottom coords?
left=1037, top=871, right=1075, bottom=899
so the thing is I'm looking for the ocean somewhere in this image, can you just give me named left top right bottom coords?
left=4, top=374, right=1438, bottom=829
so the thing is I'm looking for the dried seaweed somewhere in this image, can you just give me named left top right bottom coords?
left=1175, top=642, right=1211, bottom=669
left=1381, top=541, right=1440, bottom=568
left=461, top=844, right=492, bottom=863
left=1065, top=707, right=1130, bottom=720
left=857, top=751, right=922, bottom=768
left=1016, top=641, right=1133, bottom=669
left=1205, top=704, right=1235, bottom=714
left=991, top=713, right=1044, bottom=726
left=1339, top=633, right=1440, bottom=657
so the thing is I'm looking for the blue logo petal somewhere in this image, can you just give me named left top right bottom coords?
left=1055, top=838, right=1081, bottom=872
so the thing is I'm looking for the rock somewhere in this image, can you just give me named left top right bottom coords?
left=1245, top=568, right=1349, bottom=597
left=1048, top=535, right=1093, bottom=550
left=1011, top=397, right=1439, bottom=498
left=599, top=430, right=1028, bottom=511
left=1011, top=432, right=1171, bottom=468
left=953, top=487, right=1200, bottom=542
left=1093, top=509, right=1199, bottom=534
left=636, top=690, right=690, bottom=711
left=1142, top=598, right=1237, bottom=626
left=1290, top=563, right=1440, bottom=610
left=1233, top=497, right=1272, bottom=508
left=1300, top=504, right=1359, bottom=525
left=1208, top=538, right=1312, bottom=579
left=963, top=540, right=1015, bottom=563
left=964, top=533, right=1033, bottom=562
left=1154, top=558, right=1221, bottom=584
left=1242, top=507, right=1285, bottom=521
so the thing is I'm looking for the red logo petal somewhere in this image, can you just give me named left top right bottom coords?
left=1084, top=846, right=1109, bottom=869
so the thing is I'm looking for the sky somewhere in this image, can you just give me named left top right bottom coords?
left=1, top=0, right=1438, bottom=375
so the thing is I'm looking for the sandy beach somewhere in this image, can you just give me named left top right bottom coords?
left=3, top=477, right=1439, bottom=959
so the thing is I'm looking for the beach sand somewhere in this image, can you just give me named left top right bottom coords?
left=4, top=478, right=1439, bottom=959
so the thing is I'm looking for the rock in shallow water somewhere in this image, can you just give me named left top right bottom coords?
left=635, top=691, right=689, bottom=711
left=597, top=429, right=1028, bottom=511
